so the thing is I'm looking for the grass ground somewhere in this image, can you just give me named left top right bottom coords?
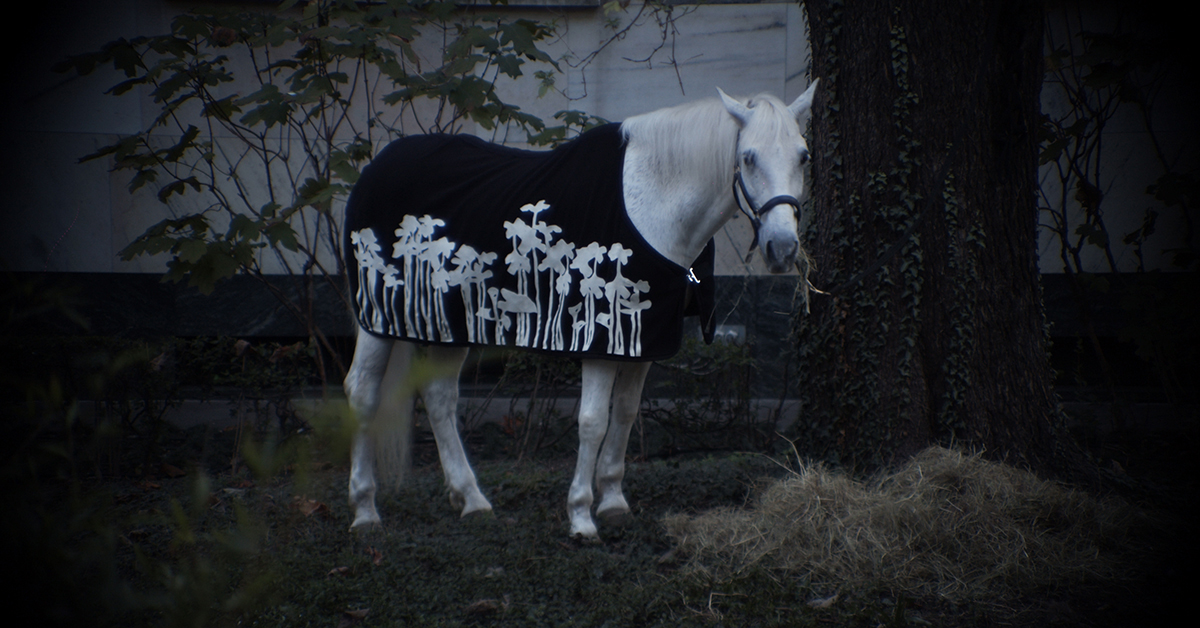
left=11, top=415, right=1192, bottom=628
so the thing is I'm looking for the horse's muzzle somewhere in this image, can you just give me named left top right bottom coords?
left=763, top=234, right=800, bottom=274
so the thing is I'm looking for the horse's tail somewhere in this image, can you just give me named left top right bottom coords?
left=372, top=340, right=414, bottom=491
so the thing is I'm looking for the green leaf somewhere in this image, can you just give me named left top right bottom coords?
left=162, top=126, right=201, bottom=163
left=108, top=76, right=148, bottom=96
left=172, top=14, right=213, bottom=42
left=240, top=100, right=293, bottom=128
left=80, top=135, right=140, bottom=164
left=106, top=38, right=146, bottom=78
left=157, top=176, right=202, bottom=202
left=188, top=247, right=244, bottom=295
left=202, top=95, right=242, bottom=120
left=177, top=238, right=209, bottom=263
left=331, top=160, right=361, bottom=185
left=495, top=53, right=524, bottom=78
left=228, top=214, right=263, bottom=241
left=129, top=169, right=159, bottom=193
left=296, top=177, right=333, bottom=207
left=264, top=222, right=299, bottom=252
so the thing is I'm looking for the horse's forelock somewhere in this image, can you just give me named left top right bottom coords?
left=740, top=94, right=803, bottom=145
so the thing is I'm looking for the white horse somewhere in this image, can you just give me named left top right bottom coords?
left=345, top=81, right=819, bottom=537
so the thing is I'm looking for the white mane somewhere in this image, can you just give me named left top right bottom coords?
left=619, top=93, right=800, bottom=199
left=620, top=98, right=739, bottom=199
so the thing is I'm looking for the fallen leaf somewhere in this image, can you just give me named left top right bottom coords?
left=328, top=566, right=351, bottom=577
left=367, top=546, right=383, bottom=565
left=159, top=462, right=185, bottom=478
left=337, top=608, right=369, bottom=628
left=234, top=339, right=251, bottom=356
left=807, top=593, right=839, bottom=609
left=137, top=481, right=162, bottom=491
left=149, top=351, right=169, bottom=371
left=292, top=496, right=331, bottom=517
left=464, top=599, right=502, bottom=615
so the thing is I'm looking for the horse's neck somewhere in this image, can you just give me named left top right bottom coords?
left=621, top=127, right=738, bottom=270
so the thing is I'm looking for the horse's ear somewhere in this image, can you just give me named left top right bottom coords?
left=787, top=78, right=820, bottom=120
left=717, top=87, right=751, bottom=127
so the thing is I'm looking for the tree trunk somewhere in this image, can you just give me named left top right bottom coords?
left=793, top=0, right=1074, bottom=475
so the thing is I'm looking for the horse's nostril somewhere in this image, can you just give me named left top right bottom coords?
left=765, top=239, right=797, bottom=262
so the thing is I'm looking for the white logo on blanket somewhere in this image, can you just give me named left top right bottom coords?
left=351, top=200, right=652, bottom=357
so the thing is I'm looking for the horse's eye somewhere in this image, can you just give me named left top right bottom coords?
left=799, top=148, right=810, bottom=166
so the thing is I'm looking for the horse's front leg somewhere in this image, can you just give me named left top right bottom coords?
left=568, top=360, right=619, bottom=537
left=595, top=361, right=652, bottom=521
left=344, top=331, right=396, bottom=529
left=420, top=345, right=492, bottom=517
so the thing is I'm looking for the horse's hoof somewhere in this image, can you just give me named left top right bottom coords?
left=595, top=500, right=631, bottom=522
left=350, top=520, right=384, bottom=542
left=569, top=519, right=599, bottom=540
left=599, top=510, right=634, bottom=527
left=350, top=511, right=382, bottom=531
left=570, top=530, right=603, bottom=545
left=461, top=506, right=494, bottom=519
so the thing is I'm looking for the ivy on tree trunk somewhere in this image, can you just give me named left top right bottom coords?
left=793, top=0, right=1075, bottom=475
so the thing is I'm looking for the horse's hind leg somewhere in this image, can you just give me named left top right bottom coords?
left=345, top=331, right=402, bottom=529
left=420, top=345, right=492, bottom=517
left=595, top=361, right=652, bottom=521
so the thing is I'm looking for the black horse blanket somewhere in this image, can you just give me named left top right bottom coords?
left=344, top=123, right=713, bottom=360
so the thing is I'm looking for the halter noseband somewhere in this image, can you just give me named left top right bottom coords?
left=732, top=165, right=801, bottom=259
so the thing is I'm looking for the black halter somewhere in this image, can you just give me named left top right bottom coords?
left=732, top=165, right=801, bottom=259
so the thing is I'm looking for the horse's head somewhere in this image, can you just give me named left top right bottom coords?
left=718, top=80, right=818, bottom=274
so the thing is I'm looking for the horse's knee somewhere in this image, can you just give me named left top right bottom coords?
left=345, top=333, right=393, bottom=415
left=577, top=408, right=608, bottom=442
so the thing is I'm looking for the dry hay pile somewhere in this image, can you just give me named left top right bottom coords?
left=664, top=447, right=1141, bottom=601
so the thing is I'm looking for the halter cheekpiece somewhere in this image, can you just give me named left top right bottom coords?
left=732, top=164, right=801, bottom=259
